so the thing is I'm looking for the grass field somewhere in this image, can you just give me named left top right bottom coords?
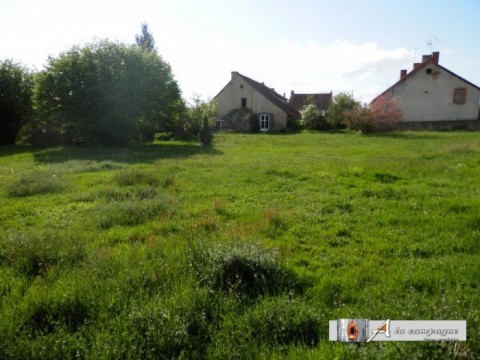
left=0, top=131, right=479, bottom=359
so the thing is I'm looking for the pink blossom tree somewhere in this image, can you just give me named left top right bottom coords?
left=344, top=94, right=403, bottom=133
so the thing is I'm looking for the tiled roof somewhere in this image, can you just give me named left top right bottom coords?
left=233, top=72, right=300, bottom=117
left=371, top=57, right=480, bottom=104
left=289, top=92, right=332, bottom=112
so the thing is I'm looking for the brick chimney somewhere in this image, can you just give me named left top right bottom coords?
left=400, top=69, right=407, bottom=79
left=432, top=51, right=439, bottom=65
left=422, top=54, right=432, bottom=63
left=413, top=62, right=421, bottom=69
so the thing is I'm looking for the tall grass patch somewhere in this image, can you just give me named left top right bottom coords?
left=0, top=229, right=86, bottom=277
left=192, top=242, right=303, bottom=298
left=94, top=196, right=174, bottom=229
left=112, top=168, right=160, bottom=187
left=209, top=296, right=321, bottom=358
left=7, top=172, right=65, bottom=197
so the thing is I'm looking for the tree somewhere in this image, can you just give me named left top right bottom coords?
left=326, top=92, right=361, bottom=129
left=300, top=104, right=322, bottom=130
left=135, top=23, right=156, bottom=52
left=0, top=60, right=33, bottom=145
left=177, top=96, right=217, bottom=145
left=344, top=94, right=403, bottom=133
left=29, top=40, right=182, bottom=146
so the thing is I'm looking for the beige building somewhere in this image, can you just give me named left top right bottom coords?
left=373, top=52, right=480, bottom=125
left=214, top=72, right=299, bottom=132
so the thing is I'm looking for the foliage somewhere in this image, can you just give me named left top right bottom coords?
left=177, top=96, right=217, bottom=145
left=300, top=104, right=323, bottom=130
left=0, top=60, right=34, bottom=145
left=27, top=40, right=182, bottom=146
left=135, top=22, right=156, bottom=52
left=326, top=91, right=361, bottom=129
left=344, top=94, right=403, bottom=133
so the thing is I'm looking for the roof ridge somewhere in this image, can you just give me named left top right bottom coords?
left=371, top=60, right=480, bottom=104
left=235, top=72, right=299, bottom=116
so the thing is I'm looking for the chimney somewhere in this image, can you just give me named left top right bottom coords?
left=432, top=51, right=439, bottom=65
left=290, top=90, right=294, bottom=97
left=413, top=62, right=421, bottom=69
left=422, top=54, right=432, bottom=63
left=400, top=69, right=407, bottom=79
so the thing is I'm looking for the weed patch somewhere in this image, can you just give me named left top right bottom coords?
left=192, top=242, right=303, bottom=298
left=210, top=296, right=321, bottom=357
left=113, top=168, right=160, bottom=187
left=7, top=172, right=64, bottom=197
left=373, top=171, right=401, bottom=183
left=21, top=294, right=90, bottom=335
left=1, top=230, right=86, bottom=277
left=94, top=197, right=173, bottom=229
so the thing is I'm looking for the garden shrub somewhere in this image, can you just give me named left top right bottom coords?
left=344, top=94, right=403, bottom=133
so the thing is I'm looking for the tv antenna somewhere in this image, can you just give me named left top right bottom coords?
left=426, top=35, right=442, bottom=53
left=412, top=46, right=418, bottom=63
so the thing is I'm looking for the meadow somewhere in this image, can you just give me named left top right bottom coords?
left=0, top=131, right=479, bottom=359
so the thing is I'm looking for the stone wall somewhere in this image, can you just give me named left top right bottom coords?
left=395, top=120, right=480, bottom=131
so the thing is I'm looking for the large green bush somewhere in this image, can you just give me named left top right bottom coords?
left=326, top=92, right=361, bottom=129
left=0, top=60, right=33, bottom=145
left=27, top=40, right=182, bottom=146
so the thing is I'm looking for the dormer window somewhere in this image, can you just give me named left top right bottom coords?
left=453, top=88, right=466, bottom=105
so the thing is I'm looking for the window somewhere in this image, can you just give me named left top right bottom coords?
left=241, top=98, right=247, bottom=107
left=453, top=88, right=466, bottom=105
left=259, top=113, right=270, bottom=131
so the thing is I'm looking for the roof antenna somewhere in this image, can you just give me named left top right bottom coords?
left=413, top=46, right=418, bottom=63
left=427, top=35, right=442, bottom=53
left=426, top=40, right=433, bottom=54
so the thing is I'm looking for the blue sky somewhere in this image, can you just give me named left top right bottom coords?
left=1, top=0, right=479, bottom=102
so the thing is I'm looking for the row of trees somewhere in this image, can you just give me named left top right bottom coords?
left=300, top=92, right=403, bottom=133
left=0, top=24, right=216, bottom=147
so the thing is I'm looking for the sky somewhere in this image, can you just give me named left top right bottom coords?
left=1, top=0, right=479, bottom=103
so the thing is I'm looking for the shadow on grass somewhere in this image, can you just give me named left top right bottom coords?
left=32, top=142, right=223, bottom=164
left=0, top=145, right=37, bottom=158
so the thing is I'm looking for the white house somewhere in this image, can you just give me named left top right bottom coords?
left=372, top=52, right=480, bottom=128
left=214, top=72, right=299, bottom=132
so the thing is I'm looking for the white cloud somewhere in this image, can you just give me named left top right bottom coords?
left=162, top=37, right=413, bottom=103
left=0, top=0, right=414, bottom=103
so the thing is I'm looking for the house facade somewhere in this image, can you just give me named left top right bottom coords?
left=372, top=52, right=480, bottom=128
left=215, top=72, right=299, bottom=132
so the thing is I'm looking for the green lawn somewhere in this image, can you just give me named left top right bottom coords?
left=0, top=131, right=479, bottom=359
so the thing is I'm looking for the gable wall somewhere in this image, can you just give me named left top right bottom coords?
left=216, top=73, right=288, bottom=131
left=388, top=63, right=480, bottom=121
